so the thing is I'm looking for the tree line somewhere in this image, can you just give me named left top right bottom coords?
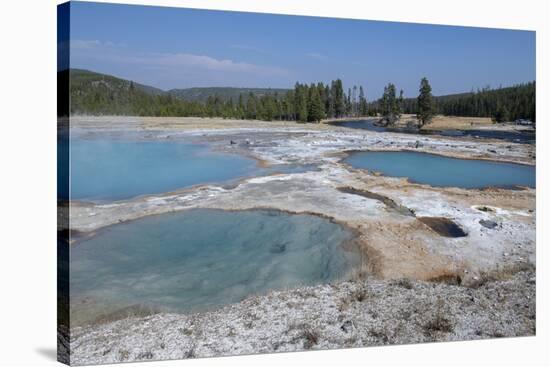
left=69, top=69, right=375, bottom=121
left=201, top=80, right=373, bottom=122
left=69, top=69, right=535, bottom=123
left=399, top=81, right=535, bottom=123
left=370, top=78, right=433, bottom=127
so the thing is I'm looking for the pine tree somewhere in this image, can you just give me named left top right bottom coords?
left=294, top=82, right=309, bottom=122
left=206, top=95, right=216, bottom=117
left=246, top=93, right=258, bottom=120
left=492, top=103, right=510, bottom=123
left=273, top=92, right=282, bottom=120
left=284, top=90, right=295, bottom=120
left=346, top=88, right=352, bottom=116
left=308, top=84, right=324, bottom=122
left=333, top=79, right=345, bottom=118
left=398, top=89, right=404, bottom=118
left=358, top=86, right=368, bottom=116
left=325, top=85, right=333, bottom=118
left=417, top=77, right=434, bottom=127
left=261, top=95, right=276, bottom=121
left=351, top=85, right=359, bottom=116
left=380, top=83, right=398, bottom=124
left=237, top=94, right=245, bottom=119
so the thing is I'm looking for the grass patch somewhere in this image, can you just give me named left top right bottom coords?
left=423, top=298, right=454, bottom=338
left=300, top=327, right=320, bottom=349
left=467, top=262, right=535, bottom=288
left=393, top=278, right=414, bottom=289
left=287, top=323, right=321, bottom=349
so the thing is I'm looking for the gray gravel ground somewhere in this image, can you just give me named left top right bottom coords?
left=67, top=269, right=535, bottom=365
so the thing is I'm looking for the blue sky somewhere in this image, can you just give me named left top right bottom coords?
left=67, top=1, right=535, bottom=98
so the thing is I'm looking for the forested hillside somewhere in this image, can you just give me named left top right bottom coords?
left=66, top=69, right=535, bottom=123
left=69, top=69, right=289, bottom=116
left=66, top=69, right=362, bottom=121
left=168, top=87, right=289, bottom=103
left=400, top=82, right=536, bottom=122
left=70, top=69, right=203, bottom=116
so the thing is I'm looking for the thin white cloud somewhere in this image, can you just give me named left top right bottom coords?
left=71, top=39, right=288, bottom=77
left=128, top=53, right=287, bottom=75
left=71, top=39, right=103, bottom=50
left=71, top=40, right=125, bottom=50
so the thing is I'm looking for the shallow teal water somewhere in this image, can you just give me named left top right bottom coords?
left=331, top=119, right=536, bottom=144
left=68, top=138, right=258, bottom=201
left=70, top=209, right=358, bottom=324
left=344, top=151, right=535, bottom=189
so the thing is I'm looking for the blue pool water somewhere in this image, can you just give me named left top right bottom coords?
left=70, top=209, right=358, bottom=324
left=344, top=151, right=535, bottom=189
left=333, top=119, right=388, bottom=132
left=57, top=132, right=70, bottom=200
left=331, top=119, right=536, bottom=144
left=67, top=138, right=259, bottom=201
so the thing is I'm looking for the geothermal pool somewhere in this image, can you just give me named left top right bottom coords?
left=344, top=151, right=535, bottom=189
left=70, top=209, right=359, bottom=325
left=67, top=137, right=259, bottom=201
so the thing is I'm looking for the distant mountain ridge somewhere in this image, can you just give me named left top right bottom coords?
left=69, top=69, right=290, bottom=103
left=70, top=69, right=165, bottom=96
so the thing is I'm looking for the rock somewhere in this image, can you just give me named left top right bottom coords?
left=479, top=219, right=499, bottom=229
left=340, top=320, right=353, bottom=333
left=476, top=206, right=494, bottom=212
